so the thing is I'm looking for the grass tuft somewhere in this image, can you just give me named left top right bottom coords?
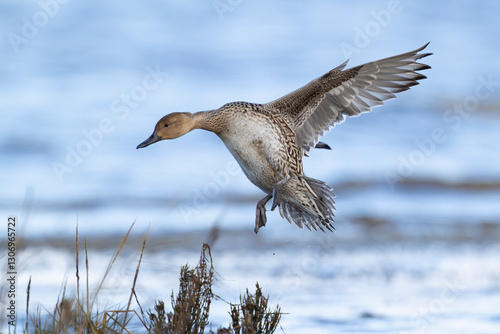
left=228, top=283, right=282, bottom=334
left=146, top=244, right=283, bottom=334
left=147, top=243, right=213, bottom=333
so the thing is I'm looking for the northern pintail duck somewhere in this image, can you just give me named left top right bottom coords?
left=137, top=44, right=431, bottom=233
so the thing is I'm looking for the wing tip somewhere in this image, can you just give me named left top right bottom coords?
left=417, top=42, right=431, bottom=51
left=333, top=59, right=350, bottom=72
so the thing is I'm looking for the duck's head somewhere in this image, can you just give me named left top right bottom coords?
left=136, top=112, right=194, bottom=149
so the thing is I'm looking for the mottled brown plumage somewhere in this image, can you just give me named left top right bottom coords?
left=137, top=44, right=431, bottom=233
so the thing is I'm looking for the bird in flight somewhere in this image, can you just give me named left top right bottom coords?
left=137, top=44, right=431, bottom=233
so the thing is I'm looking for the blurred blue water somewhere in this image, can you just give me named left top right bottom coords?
left=1, top=2, right=500, bottom=332
left=1, top=0, right=499, bottom=239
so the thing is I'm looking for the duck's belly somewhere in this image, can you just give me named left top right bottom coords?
left=219, top=116, right=283, bottom=194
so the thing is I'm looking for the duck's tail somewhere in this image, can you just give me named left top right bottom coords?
left=278, top=176, right=336, bottom=232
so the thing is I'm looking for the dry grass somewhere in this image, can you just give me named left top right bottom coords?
left=228, top=283, right=282, bottom=334
left=148, top=244, right=213, bottom=333
left=18, top=227, right=283, bottom=334
left=25, top=224, right=144, bottom=334
left=147, top=244, right=283, bottom=334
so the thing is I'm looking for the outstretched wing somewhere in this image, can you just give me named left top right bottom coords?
left=265, top=43, right=432, bottom=152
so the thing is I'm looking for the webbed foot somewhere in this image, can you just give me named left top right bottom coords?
left=254, top=195, right=272, bottom=234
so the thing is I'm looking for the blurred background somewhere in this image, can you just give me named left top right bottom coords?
left=1, top=0, right=499, bottom=333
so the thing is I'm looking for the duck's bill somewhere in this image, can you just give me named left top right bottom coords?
left=136, top=132, right=161, bottom=149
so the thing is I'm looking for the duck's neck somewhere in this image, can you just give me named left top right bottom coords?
left=191, top=110, right=223, bottom=134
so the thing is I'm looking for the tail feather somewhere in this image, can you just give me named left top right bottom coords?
left=278, top=176, right=336, bottom=232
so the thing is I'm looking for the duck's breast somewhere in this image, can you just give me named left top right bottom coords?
left=218, top=112, right=284, bottom=194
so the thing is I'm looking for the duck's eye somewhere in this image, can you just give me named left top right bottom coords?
left=163, top=123, right=169, bottom=128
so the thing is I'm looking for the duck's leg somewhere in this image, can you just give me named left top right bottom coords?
left=271, top=178, right=291, bottom=211
left=255, top=194, right=272, bottom=234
